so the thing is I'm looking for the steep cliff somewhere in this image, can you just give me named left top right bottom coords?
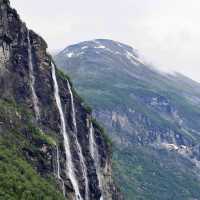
left=55, top=39, right=200, bottom=200
left=0, top=1, right=122, bottom=199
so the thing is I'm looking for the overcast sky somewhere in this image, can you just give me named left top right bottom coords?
left=11, top=0, right=200, bottom=82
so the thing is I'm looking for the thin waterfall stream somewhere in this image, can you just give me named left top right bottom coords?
left=27, top=31, right=40, bottom=120
left=55, top=145, right=66, bottom=195
left=51, top=62, right=83, bottom=200
left=67, top=80, right=89, bottom=200
left=89, top=122, right=103, bottom=200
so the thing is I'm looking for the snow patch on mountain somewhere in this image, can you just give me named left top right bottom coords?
left=81, top=46, right=88, bottom=50
left=94, top=45, right=106, bottom=49
left=66, top=52, right=74, bottom=58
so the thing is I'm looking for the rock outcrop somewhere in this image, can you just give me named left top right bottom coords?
left=0, top=1, right=123, bottom=199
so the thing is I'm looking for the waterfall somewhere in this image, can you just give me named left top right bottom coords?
left=51, top=62, right=82, bottom=200
left=56, top=145, right=66, bottom=196
left=67, top=80, right=89, bottom=200
left=0, top=42, right=10, bottom=65
left=89, top=122, right=103, bottom=200
left=27, top=31, right=40, bottom=120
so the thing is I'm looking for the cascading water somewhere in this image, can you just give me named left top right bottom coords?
left=55, top=144, right=66, bottom=196
left=67, top=80, right=89, bottom=200
left=89, top=122, right=103, bottom=200
left=27, top=30, right=40, bottom=120
left=0, top=42, right=10, bottom=65
left=51, top=62, right=83, bottom=200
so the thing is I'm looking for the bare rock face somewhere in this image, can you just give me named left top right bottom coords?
left=0, top=1, right=123, bottom=200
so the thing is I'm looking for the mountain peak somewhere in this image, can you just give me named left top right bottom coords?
left=61, top=39, right=138, bottom=55
left=57, top=39, right=146, bottom=67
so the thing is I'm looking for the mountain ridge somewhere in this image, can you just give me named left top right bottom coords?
left=55, top=39, right=200, bottom=200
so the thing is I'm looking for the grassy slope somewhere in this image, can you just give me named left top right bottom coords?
left=0, top=100, right=65, bottom=200
left=113, top=146, right=200, bottom=200
left=73, top=72, right=200, bottom=142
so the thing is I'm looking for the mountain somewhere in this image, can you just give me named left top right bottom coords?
left=55, top=39, right=200, bottom=200
left=0, top=1, right=123, bottom=200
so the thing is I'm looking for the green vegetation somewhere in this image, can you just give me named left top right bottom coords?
left=92, top=118, right=113, bottom=148
left=57, top=68, right=92, bottom=114
left=27, top=125, right=56, bottom=146
left=113, top=146, right=200, bottom=200
left=0, top=99, right=64, bottom=200
left=0, top=144, right=65, bottom=200
left=56, top=67, right=73, bottom=86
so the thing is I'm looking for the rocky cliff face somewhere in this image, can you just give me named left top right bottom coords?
left=0, top=1, right=122, bottom=199
left=55, top=39, right=200, bottom=200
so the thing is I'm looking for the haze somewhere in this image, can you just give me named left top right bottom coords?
left=11, top=0, right=200, bottom=82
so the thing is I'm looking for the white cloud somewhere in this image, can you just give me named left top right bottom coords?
left=11, top=0, right=200, bottom=82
